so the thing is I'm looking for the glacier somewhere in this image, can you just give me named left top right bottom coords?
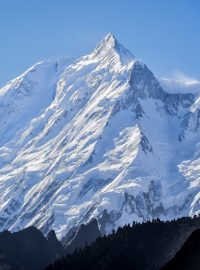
left=0, top=33, right=200, bottom=239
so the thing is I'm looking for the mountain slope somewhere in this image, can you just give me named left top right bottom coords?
left=161, top=228, right=200, bottom=270
left=0, top=33, right=200, bottom=239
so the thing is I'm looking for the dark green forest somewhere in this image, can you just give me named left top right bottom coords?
left=46, top=215, right=200, bottom=270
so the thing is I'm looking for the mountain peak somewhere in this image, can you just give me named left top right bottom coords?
left=94, top=33, right=117, bottom=53
left=93, top=33, right=135, bottom=64
left=101, top=32, right=118, bottom=48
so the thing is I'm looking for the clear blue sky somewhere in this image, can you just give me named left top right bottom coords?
left=0, top=0, right=199, bottom=87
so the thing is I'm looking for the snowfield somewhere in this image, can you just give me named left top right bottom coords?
left=0, top=33, right=200, bottom=239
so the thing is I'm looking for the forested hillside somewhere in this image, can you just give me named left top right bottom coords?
left=46, top=216, right=200, bottom=270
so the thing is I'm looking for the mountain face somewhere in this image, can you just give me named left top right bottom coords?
left=0, top=33, right=200, bottom=240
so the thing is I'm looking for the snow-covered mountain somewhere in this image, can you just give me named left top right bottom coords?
left=0, top=33, right=200, bottom=240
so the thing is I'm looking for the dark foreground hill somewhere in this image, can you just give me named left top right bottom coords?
left=1, top=216, right=200, bottom=270
left=46, top=216, right=200, bottom=270
left=0, top=226, right=62, bottom=270
left=0, top=220, right=101, bottom=270
left=161, top=228, right=200, bottom=270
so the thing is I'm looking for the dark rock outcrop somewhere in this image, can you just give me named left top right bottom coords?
left=0, top=226, right=63, bottom=270
left=64, top=219, right=101, bottom=254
